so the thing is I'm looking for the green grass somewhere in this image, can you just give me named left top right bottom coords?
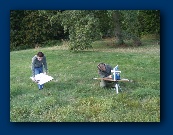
left=10, top=38, right=160, bottom=122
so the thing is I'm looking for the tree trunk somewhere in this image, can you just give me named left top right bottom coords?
left=132, top=36, right=142, bottom=46
left=113, top=11, right=124, bottom=45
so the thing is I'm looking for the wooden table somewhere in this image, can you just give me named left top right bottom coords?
left=93, top=78, right=129, bottom=94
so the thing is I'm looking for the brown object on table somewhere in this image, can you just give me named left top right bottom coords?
left=93, top=78, right=129, bottom=82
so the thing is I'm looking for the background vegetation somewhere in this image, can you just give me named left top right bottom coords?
left=10, top=10, right=160, bottom=51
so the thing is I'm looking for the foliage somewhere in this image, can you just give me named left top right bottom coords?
left=10, top=10, right=160, bottom=51
left=95, top=10, right=115, bottom=38
left=138, top=10, right=160, bottom=36
left=60, top=10, right=101, bottom=51
left=10, top=10, right=65, bottom=51
left=10, top=11, right=25, bottom=50
left=113, top=10, right=125, bottom=45
left=10, top=38, right=160, bottom=122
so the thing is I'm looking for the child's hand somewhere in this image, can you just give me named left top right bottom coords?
left=108, top=75, right=112, bottom=78
left=31, top=77, right=36, bottom=82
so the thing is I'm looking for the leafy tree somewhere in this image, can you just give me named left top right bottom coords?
left=113, top=10, right=124, bottom=45
left=120, top=10, right=142, bottom=46
left=60, top=10, right=101, bottom=51
left=10, top=10, right=25, bottom=50
left=10, top=10, right=160, bottom=51
left=94, top=10, right=114, bottom=38
left=10, top=10, right=65, bottom=51
left=101, top=10, right=142, bottom=46
left=138, top=10, right=160, bottom=36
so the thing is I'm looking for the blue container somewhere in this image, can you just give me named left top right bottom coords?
left=116, top=73, right=120, bottom=80
left=112, top=65, right=121, bottom=80
left=112, top=73, right=120, bottom=80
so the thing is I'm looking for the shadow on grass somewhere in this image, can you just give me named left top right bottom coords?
left=10, top=84, right=34, bottom=99
left=44, top=81, right=76, bottom=91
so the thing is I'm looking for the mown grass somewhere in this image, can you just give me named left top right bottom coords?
left=10, top=38, right=160, bottom=122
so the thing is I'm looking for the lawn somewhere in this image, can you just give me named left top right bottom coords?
left=10, top=38, right=160, bottom=122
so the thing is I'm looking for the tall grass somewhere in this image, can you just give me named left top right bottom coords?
left=10, top=38, right=160, bottom=122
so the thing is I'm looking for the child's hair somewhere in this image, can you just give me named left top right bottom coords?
left=97, top=63, right=105, bottom=70
left=37, top=52, right=44, bottom=57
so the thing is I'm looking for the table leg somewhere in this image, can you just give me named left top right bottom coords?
left=115, top=82, right=119, bottom=94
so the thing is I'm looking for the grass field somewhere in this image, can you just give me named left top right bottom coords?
left=10, top=38, right=160, bottom=122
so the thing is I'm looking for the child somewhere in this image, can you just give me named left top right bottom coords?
left=97, top=63, right=113, bottom=88
left=31, top=52, right=48, bottom=90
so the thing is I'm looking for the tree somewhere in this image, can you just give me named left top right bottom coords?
left=102, top=10, right=142, bottom=46
left=60, top=10, right=101, bottom=51
left=120, top=10, right=142, bottom=46
left=138, top=10, right=160, bottom=36
left=10, top=10, right=160, bottom=51
left=10, top=10, right=65, bottom=51
left=10, top=10, right=25, bottom=50
left=94, top=10, right=114, bottom=38
left=113, top=11, right=124, bottom=45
